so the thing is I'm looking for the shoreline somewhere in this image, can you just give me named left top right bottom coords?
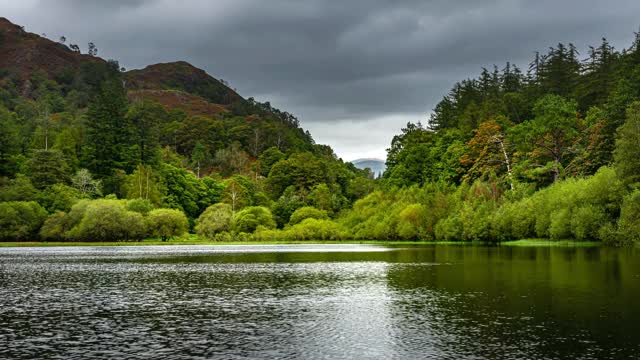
left=0, top=239, right=603, bottom=248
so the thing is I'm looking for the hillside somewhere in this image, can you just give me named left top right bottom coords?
left=125, top=61, right=243, bottom=106
left=0, top=17, right=104, bottom=87
left=0, top=18, right=244, bottom=117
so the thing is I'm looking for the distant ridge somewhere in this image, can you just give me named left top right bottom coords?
left=351, top=158, right=386, bottom=178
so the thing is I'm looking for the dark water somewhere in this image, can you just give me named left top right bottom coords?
left=0, top=244, right=639, bottom=359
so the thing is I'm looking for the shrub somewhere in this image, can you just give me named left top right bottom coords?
left=0, top=201, right=48, bottom=241
left=126, top=198, right=154, bottom=214
left=39, top=184, right=82, bottom=212
left=232, top=206, right=276, bottom=233
left=40, top=211, right=70, bottom=241
left=289, top=206, right=328, bottom=226
left=0, top=175, right=39, bottom=201
left=397, top=204, right=426, bottom=240
left=617, top=190, right=640, bottom=245
left=146, top=209, right=188, bottom=241
left=549, top=208, right=572, bottom=240
left=570, top=205, right=608, bottom=240
left=255, top=219, right=347, bottom=241
left=67, top=200, right=146, bottom=242
left=195, top=203, right=233, bottom=239
left=435, top=215, right=463, bottom=241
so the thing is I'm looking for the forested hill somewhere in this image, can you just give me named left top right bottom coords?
left=385, top=33, right=640, bottom=187
left=0, top=18, right=376, bottom=242
left=373, top=30, right=640, bottom=245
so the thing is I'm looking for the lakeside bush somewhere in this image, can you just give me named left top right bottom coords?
left=146, top=209, right=189, bottom=241
left=0, top=201, right=48, bottom=241
left=38, top=199, right=189, bottom=242
left=255, top=218, right=347, bottom=241
left=195, top=203, right=233, bottom=239
left=232, top=206, right=276, bottom=233
left=289, top=206, right=328, bottom=225
left=617, top=190, right=640, bottom=245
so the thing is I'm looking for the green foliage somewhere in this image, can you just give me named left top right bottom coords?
left=0, top=175, right=40, bottom=201
left=126, top=100, right=165, bottom=165
left=159, top=163, right=223, bottom=219
left=195, top=203, right=233, bottom=239
left=126, top=198, right=154, bottom=214
left=66, top=200, right=147, bottom=242
left=38, top=184, right=82, bottom=212
left=614, top=102, right=640, bottom=186
left=232, top=206, right=276, bottom=233
left=146, top=208, right=189, bottom=241
left=256, top=218, right=347, bottom=241
left=0, top=201, right=48, bottom=241
left=267, top=152, right=328, bottom=197
left=289, top=206, right=328, bottom=225
left=271, top=186, right=305, bottom=228
left=26, top=149, right=71, bottom=189
left=258, top=146, right=285, bottom=177
left=40, top=211, right=70, bottom=241
left=84, top=78, right=132, bottom=184
left=122, top=164, right=163, bottom=206
left=617, top=190, right=640, bottom=245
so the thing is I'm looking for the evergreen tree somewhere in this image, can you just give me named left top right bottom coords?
left=83, top=78, right=132, bottom=186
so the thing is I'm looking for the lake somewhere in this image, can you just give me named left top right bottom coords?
left=0, top=244, right=638, bottom=359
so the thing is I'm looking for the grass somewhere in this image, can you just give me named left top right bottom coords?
left=501, top=239, right=601, bottom=247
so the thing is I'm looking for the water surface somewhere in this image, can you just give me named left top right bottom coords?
left=0, top=244, right=638, bottom=359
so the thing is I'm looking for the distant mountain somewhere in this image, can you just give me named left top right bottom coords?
left=351, top=158, right=386, bottom=177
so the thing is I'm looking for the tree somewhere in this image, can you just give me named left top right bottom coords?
left=87, top=42, right=98, bottom=56
left=289, top=206, right=328, bottom=225
left=126, top=100, right=164, bottom=165
left=232, top=206, right=276, bottom=233
left=0, top=175, right=40, bottom=202
left=462, top=119, right=514, bottom=189
left=71, top=169, right=102, bottom=197
left=614, top=102, right=640, bottom=186
left=510, top=95, right=585, bottom=183
left=191, top=141, right=208, bottom=178
left=146, top=208, right=189, bottom=241
left=84, top=78, right=132, bottom=185
left=66, top=199, right=146, bottom=242
left=0, top=106, right=20, bottom=176
left=0, top=201, right=48, bottom=241
left=257, top=146, right=285, bottom=177
left=267, top=152, right=328, bottom=198
left=26, top=149, right=71, bottom=189
left=222, top=175, right=254, bottom=212
left=214, top=142, right=249, bottom=176
left=195, top=203, right=234, bottom=238
left=122, top=164, right=162, bottom=205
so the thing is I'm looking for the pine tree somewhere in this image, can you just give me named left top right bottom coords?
left=84, top=78, right=132, bottom=180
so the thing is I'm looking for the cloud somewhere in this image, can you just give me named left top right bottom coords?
left=1, top=0, right=639, bottom=159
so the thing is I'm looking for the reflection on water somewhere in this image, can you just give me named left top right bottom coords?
left=0, top=244, right=638, bottom=359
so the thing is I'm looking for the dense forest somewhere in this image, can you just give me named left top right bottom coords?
left=0, top=18, right=639, bottom=245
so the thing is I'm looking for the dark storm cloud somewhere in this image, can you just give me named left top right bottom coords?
left=2, top=0, right=640, bottom=159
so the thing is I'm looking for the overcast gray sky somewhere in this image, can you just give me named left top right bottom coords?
left=2, top=0, right=640, bottom=160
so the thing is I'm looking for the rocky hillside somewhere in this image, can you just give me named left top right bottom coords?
left=0, top=18, right=244, bottom=117
left=125, top=61, right=243, bottom=106
left=0, top=17, right=103, bottom=87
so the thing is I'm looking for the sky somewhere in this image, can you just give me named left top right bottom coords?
left=2, top=0, right=640, bottom=161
